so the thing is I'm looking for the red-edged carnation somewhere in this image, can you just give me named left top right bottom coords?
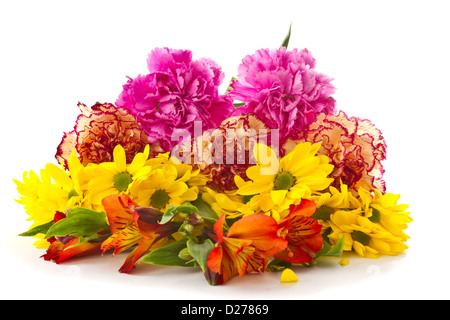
left=289, top=110, right=387, bottom=193
left=116, top=48, right=234, bottom=152
left=56, top=102, right=149, bottom=168
left=196, top=114, right=279, bottom=192
left=206, top=214, right=287, bottom=285
left=275, top=199, right=323, bottom=264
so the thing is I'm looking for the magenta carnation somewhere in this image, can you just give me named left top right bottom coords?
left=116, top=48, right=234, bottom=152
left=229, top=47, right=336, bottom=143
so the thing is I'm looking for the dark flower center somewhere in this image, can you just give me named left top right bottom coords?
left=274, top=171, right=296, bottom=190
left=150, top=190, right=170, bottom=210
left=114, top=171, right=133, bottom=192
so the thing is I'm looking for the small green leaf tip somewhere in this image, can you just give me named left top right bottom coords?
left=280, top=22, right=292, bottom=49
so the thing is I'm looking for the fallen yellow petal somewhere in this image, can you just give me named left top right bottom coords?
left=280, top=268, right=298, bottom=283
left=339, top=258, right=349, bottom=266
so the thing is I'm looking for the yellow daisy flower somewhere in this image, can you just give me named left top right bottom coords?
left=169, top=156, right=210, bottom=194
left=87, top=144, right=152, bottom=206
left=45, top=149, right=89, bottom=209
left=358, top=187, right=412, bottom=242
left=129, top=163, right=198, bottom=211
left=312, top=183, right=360, bottom=210
left=309, top=183, right=361, bottom=231
left=327, top=209, right=408, bottom=258
left=236, top=142, right=334, bottom=220
left=15, top=168, right=64, bottom=248
left=14, top=151, right=89, bottom=248
left=201, top=187, right=245, bottom=219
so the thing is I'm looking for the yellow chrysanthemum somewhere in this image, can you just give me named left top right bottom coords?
left=201, top=187, right=245, bottom=219
left=169, top=156, right=210, bottom=194
left=358, top=187, right=412, bottom=242
left=312, top=183, right=360, bottom=210
left=328, top=209, right=408, bottom=258
left=14, top=150, right=90, bottom=248
left=309, top=183, right=361, bottom=230
left=236, top=142, right=334, bottom=221
left=129, top=163, right=198, bottom=212
left=45, top=150, right=90, bottom=209
left=86, top=144, right=152, bottom=207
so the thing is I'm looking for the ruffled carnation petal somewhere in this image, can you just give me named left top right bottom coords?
left=56, top=102, right=150, bottom=168
left=116, top=47, right=233, bottom=153
left=229, top=47, right=336, bottom=142
left=290, top=110, right=387, bottom=193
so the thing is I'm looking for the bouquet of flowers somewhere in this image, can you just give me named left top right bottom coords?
left=14, top=28, right=412, bottom=285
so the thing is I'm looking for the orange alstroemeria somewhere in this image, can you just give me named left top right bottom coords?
left=275, top=199, right=323, bottom=264
left=101, top=193, right=179, bottom=273
left=42, top=238, right=103, bottom=263
left=42, top=211, right=103, bottom=263
left=206, top=213, right=287, bottom=285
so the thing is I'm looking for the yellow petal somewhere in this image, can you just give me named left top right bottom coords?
left=280, top=268, right=298, bottom=283
left=237, top=182, right=272, bottom=196
left=113, top=145, right=127, bottom=172
left=339, top=258, right=349, bottom=266
left=253, top=143, right=279, bottom=174
left=271, top=190, right=287, bottom=205
left=260, top=193, right=275, bottom=212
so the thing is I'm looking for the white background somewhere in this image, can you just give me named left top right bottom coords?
left=1, top=0, right=449, bottom=300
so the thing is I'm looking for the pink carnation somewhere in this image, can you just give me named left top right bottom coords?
left=229, top=47, right=336, bottom=143
left=116, top=48, right=234, bottom=152
left=287, top=110, right=387, bottom=193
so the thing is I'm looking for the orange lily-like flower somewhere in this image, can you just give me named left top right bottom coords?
left=275, top=199, right=323, bottom=264
left=101, top=193, right=179, bottom=273
left=42, top=211, right=103, bottom=263
left=206, top=213, right=288, bottom=285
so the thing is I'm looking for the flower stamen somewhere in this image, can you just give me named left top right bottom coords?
left=114, top=171, right=133, bottom=192
left=150, top=190, right=170, bottom=209
left=274, top=171, right=296, bottom=190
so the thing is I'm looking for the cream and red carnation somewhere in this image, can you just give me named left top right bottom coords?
left=288, top=110, right=387, bottom=193
left=56, top=102, right=150, bottom=168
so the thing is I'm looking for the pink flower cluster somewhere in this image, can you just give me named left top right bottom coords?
left=116, top=48, right=234, bottom=152
left=56, top=46, right=387, bottom=194
left=229, top=47, right=336, bottom=143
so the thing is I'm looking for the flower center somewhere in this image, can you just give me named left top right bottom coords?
left=114, top=171, right=133, bottom=192
left=150, top=190, right=170, bottom=210
left=369, top=208, right=381, bottom=223
left=274, top=171, right=295, bottom=190
left=351, top=231, right=371, bottom=246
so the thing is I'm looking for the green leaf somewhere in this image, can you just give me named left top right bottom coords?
left=141, top=238, right=191, bottom=267
left=186, top=239, right=215, bottom=273
left=224, top=77, right=238, bottom=94
left=191, top=194, right=219, bottom=223
left=44, top=208, right=108, bottom=239
left=19, top=220, right=54, bottom=237
left=160, top=203, right=199, bottom=225
left=233, top=102, right=246, bottom=108
left=316, top=236, right=345, bottom=258
left=266, top=259, right=293, bottom=272
left=280, top=23, right=292, bottom=49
